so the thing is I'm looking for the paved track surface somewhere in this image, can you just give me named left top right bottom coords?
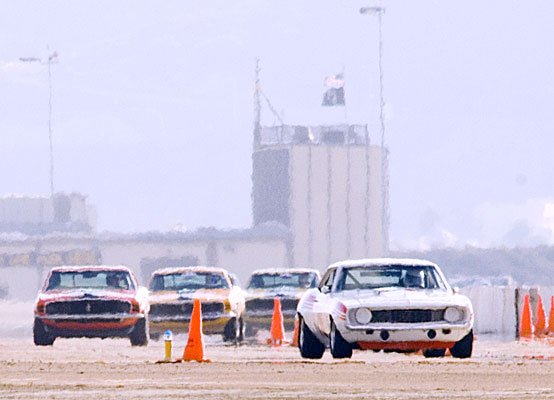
left=2, top=335, right=554, bottom=399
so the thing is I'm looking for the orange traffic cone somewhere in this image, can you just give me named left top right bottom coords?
left=270, top=298, right=285, bottom=346
left=534, top=295, right=546, bottom=337
left=547, top=296, right=554, bottom=335
left=182, top=299, right=209, bottom=362
left=520, top=294, right=533, bottom=339
left=290, top=318, right=299, bottom=347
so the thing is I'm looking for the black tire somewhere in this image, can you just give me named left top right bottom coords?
left=244, top=323, right=258, bottom=338
left=33, top=318, right=55, bottom=346
left=237, top=317, right=245, bottom=343
left=423, top=348, right=446, bottom=358
left=129, top=317, right=149, bottom=346
left=223, top=317, right=240, bottom=342
left=450, top=330, right=473, bottom=359
left=329, top=321, right=352, bottom=359
left=298, top=316, right=325, bottom=359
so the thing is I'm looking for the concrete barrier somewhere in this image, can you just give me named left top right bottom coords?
left=460, top=286, right=554, bottom=339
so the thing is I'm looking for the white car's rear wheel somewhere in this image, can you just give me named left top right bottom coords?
left=298, top=316, right=325, bottom=359
left=330, top=321, right=352, bottom=359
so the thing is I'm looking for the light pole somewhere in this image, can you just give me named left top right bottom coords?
left=20, top=50, right=59, bottom=198
left=360, top=6, right=385, bottom=152
left=360, top=6, right=389, bottom=254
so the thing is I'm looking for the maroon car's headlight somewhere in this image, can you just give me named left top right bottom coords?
left=36, top=304, right=45, bottom=314
left=130, top=301, right=140, bottom=313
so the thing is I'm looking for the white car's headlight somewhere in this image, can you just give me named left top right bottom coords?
left=355, top=308, right=372, bottom=325
left=444, top=307, right=464, bottom=323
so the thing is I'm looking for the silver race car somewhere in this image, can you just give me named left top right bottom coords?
left=296, top=258, right=474, bottom=359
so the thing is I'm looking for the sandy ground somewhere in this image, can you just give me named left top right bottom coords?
left=3, top=301, right=554, bottom=399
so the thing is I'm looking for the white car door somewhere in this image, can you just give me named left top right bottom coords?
left=313, top=268, right=336, bottom=336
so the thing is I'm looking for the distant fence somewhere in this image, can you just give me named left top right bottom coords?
left=460, top=286, right=554, bottom=339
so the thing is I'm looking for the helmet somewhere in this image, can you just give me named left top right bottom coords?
left=404, top=269, right=425, bottom=288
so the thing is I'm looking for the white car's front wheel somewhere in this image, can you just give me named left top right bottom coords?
left=329, top=321, right=352, bottom=359
left=450, top=330, right=473, bottom=358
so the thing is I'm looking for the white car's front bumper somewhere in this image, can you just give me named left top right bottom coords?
left=338, top=320, right=472, bottom=349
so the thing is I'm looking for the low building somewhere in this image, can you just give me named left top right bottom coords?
left=0, top=223, right=289, bottom=299
left=0, top=193, right=96, bottom=235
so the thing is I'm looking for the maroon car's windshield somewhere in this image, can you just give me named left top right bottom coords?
left=45, top=270, right=135, bottom=291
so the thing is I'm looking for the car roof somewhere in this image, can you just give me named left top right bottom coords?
left=151, top=265, right=229, bottom=276
left=49, top=265, right=132, bottom=273
left=327, top=258, right=438, bottom=269
left=250, top=268, right=321, bottom=276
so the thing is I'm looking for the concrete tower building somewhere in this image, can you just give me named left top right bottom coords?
left=252, top=124, right=388, bottom=269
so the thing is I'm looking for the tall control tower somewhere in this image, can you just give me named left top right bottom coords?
left=252, top=124, right=388, bottom=269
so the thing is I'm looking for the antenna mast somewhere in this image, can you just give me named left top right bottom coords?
left=253, top=59, right=261, bottom=150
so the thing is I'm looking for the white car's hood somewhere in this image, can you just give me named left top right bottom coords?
left=335, top=288, right=472, bottom=310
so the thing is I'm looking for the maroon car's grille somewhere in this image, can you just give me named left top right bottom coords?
left=245, top=298, right=299, bottom=312
left=150, top=302, right=224, bottom=317
left=45, top=300, right=131, bottom=315
left=370, top=309, right=444, bottom=323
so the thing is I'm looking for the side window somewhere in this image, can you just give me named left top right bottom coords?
left=319, top=269, right=336, bottom=292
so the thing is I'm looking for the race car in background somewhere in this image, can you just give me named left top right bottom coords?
left=243, top=268, right=320, bottom=336
left=147, top=266, right=245, bottom=342
left=296, top=258, right=474, bottom=359
left=33, top=265, right=150, bottom=346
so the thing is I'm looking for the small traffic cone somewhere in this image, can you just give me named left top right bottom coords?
left=547, top=296, right=554, bottom=335
left=182, top=299, right=209, bottom=362
left=270, top=298, right=285, bottom=346
left=520, top=294, right=533, bottom=339
left=290, top=318, right=299, bottom=347
left=534, top=295, right=546, bottom=337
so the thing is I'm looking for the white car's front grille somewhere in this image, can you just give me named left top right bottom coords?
left=368, top=309, right=445, bottom=323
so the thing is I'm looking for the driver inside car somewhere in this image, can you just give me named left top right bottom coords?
left=402, top=269, right=425, bottom=289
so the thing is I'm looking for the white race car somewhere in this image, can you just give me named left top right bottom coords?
left=296, top=258, right=474, bottom=359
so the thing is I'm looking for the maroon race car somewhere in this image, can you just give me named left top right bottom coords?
left=33, top=265, right=150, bottom=346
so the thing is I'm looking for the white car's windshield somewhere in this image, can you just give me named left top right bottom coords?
left=46, top=270, right=135, bottom=291
left=248, top=273, right=318, bottom=290
left=335, top=265, right=445, bottom=292
left=149, top=271, right=229, bottom=291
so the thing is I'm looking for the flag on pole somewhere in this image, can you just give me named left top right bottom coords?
left=322, top=73, right=345, bottom=106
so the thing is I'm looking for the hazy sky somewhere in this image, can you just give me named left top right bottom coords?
left=1, top=1, right=553, bottom=250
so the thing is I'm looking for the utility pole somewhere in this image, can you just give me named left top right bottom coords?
left=20, top=49, right=59, bottom=197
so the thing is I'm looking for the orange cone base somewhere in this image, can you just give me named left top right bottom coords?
left=176, top=357, right=211, bottom=363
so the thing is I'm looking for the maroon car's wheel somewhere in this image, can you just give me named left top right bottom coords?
left=33, top=318, right=55, bottom=346
left=129, top=317, right=149, bottom=346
